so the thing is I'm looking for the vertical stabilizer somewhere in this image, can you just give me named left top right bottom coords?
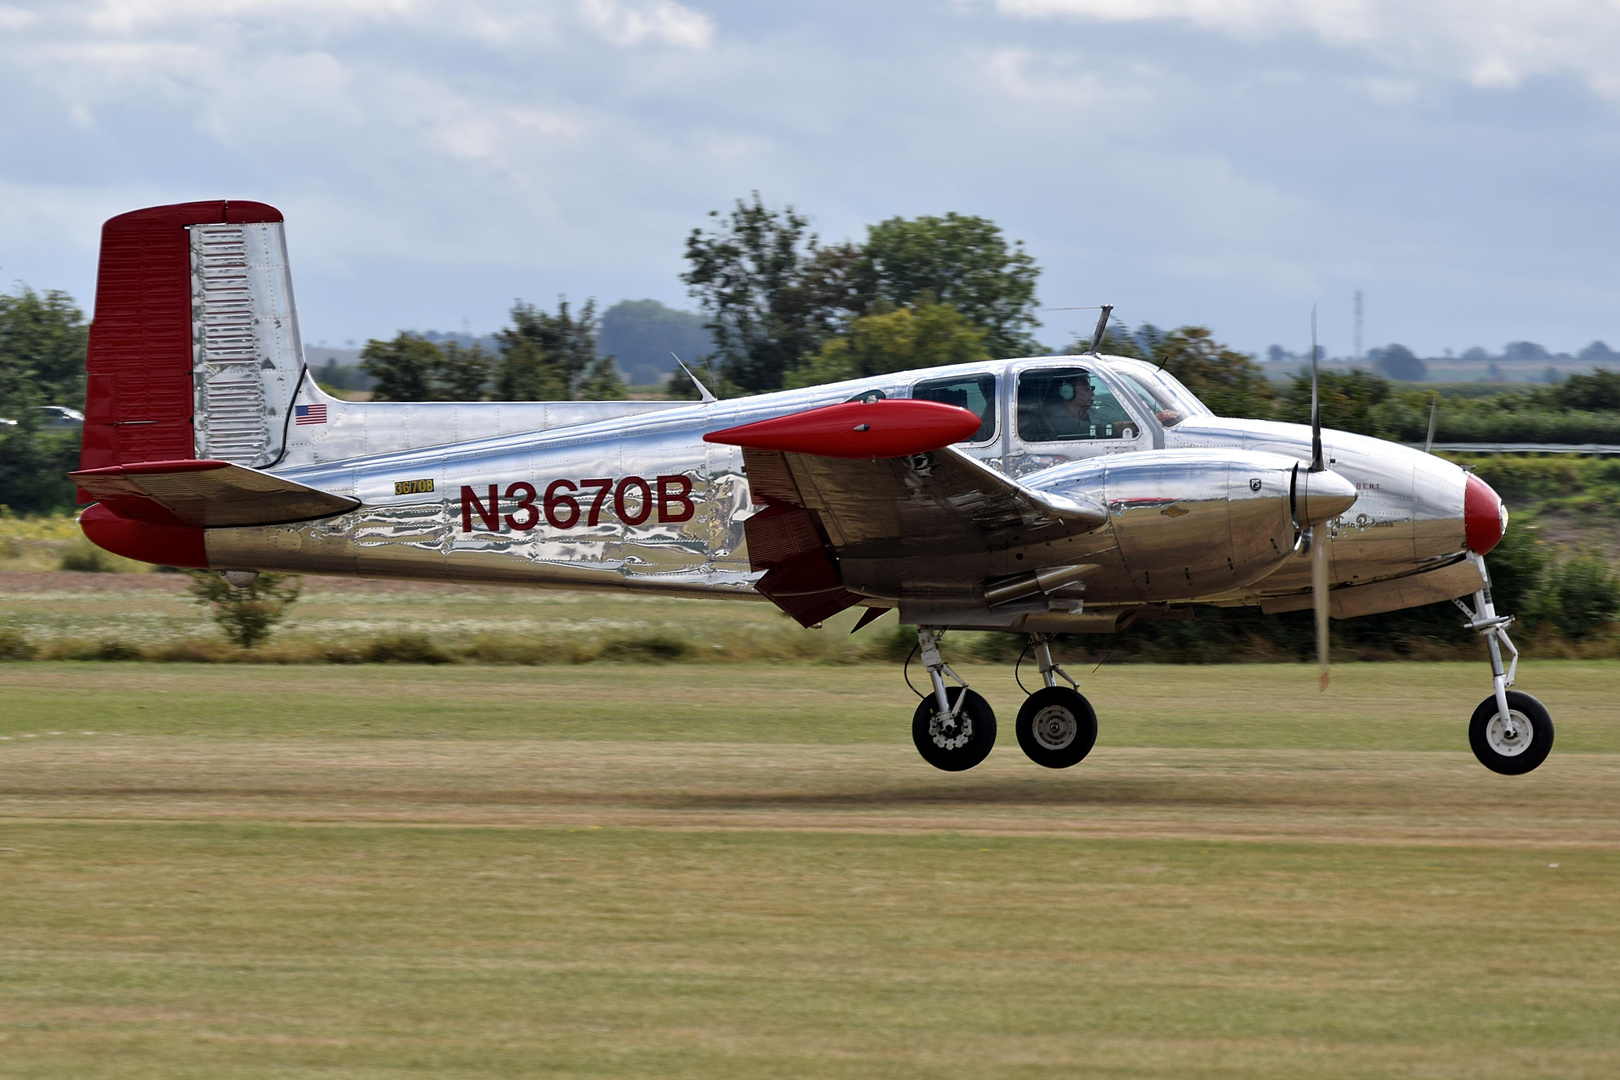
left=80, top=201, right=302, bottom=497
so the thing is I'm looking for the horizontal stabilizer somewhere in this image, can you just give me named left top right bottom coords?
left=70, top=459, right=359, bottom=528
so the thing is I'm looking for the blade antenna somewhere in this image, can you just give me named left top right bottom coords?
left=1309, top=306, right=1323, bottom=472
left=1424, top=392, right=1440, bottom=454
left=672, top=352, right=717, bottom=403
left=1086, top=304, right=1114, bottom=356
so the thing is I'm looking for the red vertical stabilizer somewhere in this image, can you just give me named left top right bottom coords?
left=78, top=200, right=284, bottom=495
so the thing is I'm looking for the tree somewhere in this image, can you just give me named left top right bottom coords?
left=1281, top=368, right=1392, bottom=438
left=495, top=338, right=566, bottom=401
left=597, top=299, right=714, bottom=386
left=186, top=571, right=303, bottom=649
left=681, top=193, right=853, bottom=394
left=855, top=213, right=1040, bottom=359
left=786, top=303, right=991, bottom=388
left=493, top=297, right=621, bottom=401
left=0, top=285, right=88, bottom=514
left=434, top=341, right=495, bottom=402
left=1371, top=343, right=1428, bottom=382
left=360, top=333, right=441, bottom=402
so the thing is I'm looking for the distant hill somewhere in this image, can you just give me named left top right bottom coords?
left=598, top=300, right=713, bottom=386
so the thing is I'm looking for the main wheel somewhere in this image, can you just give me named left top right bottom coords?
left=1469, top=690, right=1553, bottom=775
left=1015, top=686, right=1098, bottom=769
left=912, top=687, right=996, bottom=772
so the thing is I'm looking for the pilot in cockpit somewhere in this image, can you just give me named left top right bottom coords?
left=1041, top=375, right=1097, bottom=438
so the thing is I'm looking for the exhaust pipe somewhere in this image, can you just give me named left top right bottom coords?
left=984, top=563, right=1097, bottom=607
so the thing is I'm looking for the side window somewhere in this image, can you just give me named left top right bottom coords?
left=912, top=374, right=997, bottom=444
left=1016, top=368, right=1139, bottom=442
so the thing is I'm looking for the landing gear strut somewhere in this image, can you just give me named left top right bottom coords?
left=1014, top=635, right=1098, bottom=769
left=1455, top=553, right=1553, bottom=775
left=910, top=628, right=996, bottom=771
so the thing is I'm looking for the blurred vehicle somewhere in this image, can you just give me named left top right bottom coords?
left=38, top=406, right=85, bottom=428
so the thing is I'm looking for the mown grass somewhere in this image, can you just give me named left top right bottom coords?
left=1, top=660, right=1618, bottom=1078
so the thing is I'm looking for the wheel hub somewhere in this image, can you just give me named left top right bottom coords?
left=1031, top=704, right=1077, bottom=751
left=929, top=711, right=974, bottom=751
left=1486, top=710, right=1533, bottom=756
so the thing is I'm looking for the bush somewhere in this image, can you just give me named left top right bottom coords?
left=364, top=633, right=452, bottom=664
left=1545, top=555, right=1620, bottom=640
left=186, top=571, right=302, bottom=649
left=603, top=634, right=690, bottom=662
left=0, top=628, right=37, bottom=660
left=59, top=539, right=113, bottom=572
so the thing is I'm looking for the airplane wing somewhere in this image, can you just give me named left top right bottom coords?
left=704, top=400, right=1108, bottom=625
left=70, top=459, right=359, bottom=528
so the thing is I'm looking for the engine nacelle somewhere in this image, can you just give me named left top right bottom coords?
left=1032, top=449, right=1357, bottom=602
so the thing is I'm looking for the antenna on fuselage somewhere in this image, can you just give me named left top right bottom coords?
left=1086, top=304, right=1114, bottom=356
left=672, top=352, right=717, bottom=404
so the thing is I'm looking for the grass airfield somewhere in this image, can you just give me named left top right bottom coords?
left=1, top=660, right=1619, bottom=1078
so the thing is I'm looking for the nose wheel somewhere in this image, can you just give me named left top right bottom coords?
left=1455, top=552, right=1553, bottom=775
left=1469, top=690, right=1553, bottom=775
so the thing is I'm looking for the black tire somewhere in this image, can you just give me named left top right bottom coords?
left=1015, top=686, right=1098, bottom=769
left=912, top=687, right=996, bottom=772
left=1469, top=690, right=1553, bottom=775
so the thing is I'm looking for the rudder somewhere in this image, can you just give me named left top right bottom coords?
left=79, top=200, right=306, bottom=499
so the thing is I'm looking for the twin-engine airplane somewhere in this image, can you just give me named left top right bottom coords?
left=73, top=201, right=1549, bottom=775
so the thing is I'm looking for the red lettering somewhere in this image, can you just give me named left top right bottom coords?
left=657, top=474, right=695, bottom=523
left=580, top=478, right=614, bottom=526
left=544, top=479, right=580, bottom=529
left=461, top=484, right=499, bottom=532
left=615, top=475, right=652, bottom=525
left=505, top=482, right=538, bottom=531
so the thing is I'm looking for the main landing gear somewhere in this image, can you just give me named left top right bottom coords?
left=908, top=629, right=1098, bottom=772
left=1456, top=553, right=1553, bottom=775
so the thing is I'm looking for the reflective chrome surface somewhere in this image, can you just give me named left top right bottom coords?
left=195, top=352, right=1484, bottom=628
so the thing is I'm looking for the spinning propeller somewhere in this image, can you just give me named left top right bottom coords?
left=1304, top=309, right=1334, bottom=691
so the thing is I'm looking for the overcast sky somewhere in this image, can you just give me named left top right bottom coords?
left=2, top=0, right=1618, bottom=358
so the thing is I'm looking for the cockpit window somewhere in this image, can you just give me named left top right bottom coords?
left=1016, top=367, right=1139, bottom=442
left=1110, top=359, right=1212, bottom=425
left=912, top=374, right=996, bottom=443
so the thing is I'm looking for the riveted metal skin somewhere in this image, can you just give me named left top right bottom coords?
left=186, top=354, right=1482, bottom=635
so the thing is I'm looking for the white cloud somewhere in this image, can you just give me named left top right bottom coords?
left=995, top=0, right=1620, bottom=98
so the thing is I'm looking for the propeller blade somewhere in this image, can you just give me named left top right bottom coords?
left=1309, top=306, right=1324, bottom=472
left=1424, top=392, right=1439, bottom=454
left=1312, top=524, right=1330, bottom=692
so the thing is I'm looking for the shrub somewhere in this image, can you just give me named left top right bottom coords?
left=186, top=571, right=302, bottom=649
left=0, top=628, right=36, bottom=660
left=603, top=634, right=690, bottom=662
left=364, top=633, right=452, bottom=664
left=1545, top=555, right=1620, bottom=640
left=59, top=539, right=113, bottom=572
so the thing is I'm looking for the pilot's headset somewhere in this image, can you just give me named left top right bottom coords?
left=1059, top=376, right=1088, bottom=401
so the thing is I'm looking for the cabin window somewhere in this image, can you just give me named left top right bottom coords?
left=911, top=374, right=997, bottom=443
left=1017, top=368, right=1138, bottom=442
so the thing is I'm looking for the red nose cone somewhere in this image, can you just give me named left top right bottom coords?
left=1464, top=473, right=1507, bottom=555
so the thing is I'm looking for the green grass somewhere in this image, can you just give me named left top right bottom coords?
left=2, top=659, right=1618, bottom=750
left=2, top=661, right=1620, bottom=1077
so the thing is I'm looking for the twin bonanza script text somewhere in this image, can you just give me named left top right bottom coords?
left=459, top=475, right=696, bottom=533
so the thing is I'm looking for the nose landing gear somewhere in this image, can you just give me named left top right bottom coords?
left=1014, top=635, right=1098, bottom=769
left=1455, top=553, right=1553, bottom=775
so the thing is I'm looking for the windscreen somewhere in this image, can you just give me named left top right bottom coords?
left=1111, top=360, right=1212, bottom=426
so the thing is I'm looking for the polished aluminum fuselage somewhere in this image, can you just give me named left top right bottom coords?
left=205, top=356, right=1475, bottom=624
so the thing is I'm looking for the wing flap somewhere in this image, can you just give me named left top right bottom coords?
left=70, top=459, right=359, bottom=528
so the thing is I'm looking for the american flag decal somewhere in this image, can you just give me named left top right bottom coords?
left=295, top=404, right=327, bottom=425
